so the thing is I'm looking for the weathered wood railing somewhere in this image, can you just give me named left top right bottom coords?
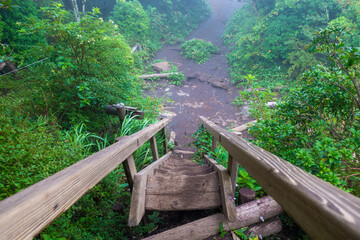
left=200, top=116, right=360, bottom=240
left=0, top=116, right=172, bottom=240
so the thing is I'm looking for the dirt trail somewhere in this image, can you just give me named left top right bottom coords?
left=148, top=0, right=247, bottom=149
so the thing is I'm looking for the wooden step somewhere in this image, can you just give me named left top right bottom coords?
left=165, top=159, right=200, bottom=166
left=154, top=168, right=212, bottom=176
left=145, top=172, right=221, bottom=211
left=158, top=165, right=210, bottom=172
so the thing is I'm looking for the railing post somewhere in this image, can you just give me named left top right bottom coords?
left=211, top=136, right=218, bottom=152
left=122, top=154, right=137, bottom=190
left=149, top=136, right=159, bottom=161
left=162, top=127, right=168, bottom=154
left=227, top=154, right=238, bottom=194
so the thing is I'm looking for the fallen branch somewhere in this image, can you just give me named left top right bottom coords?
left=138, top=72, right=178, bottom=79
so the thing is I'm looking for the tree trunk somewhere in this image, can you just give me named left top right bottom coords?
left=252, top=0, right=258, bottom=14
left=71, top=0, right=80, bottom=22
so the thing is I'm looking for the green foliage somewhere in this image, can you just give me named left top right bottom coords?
left=223, top=0, right=359, bottom=86
left=218, top=222, right=226, bottom=238
left=233, top=74, right=276, bottom=119
left=249, top=27, right=360, bottom=196
left=20, top=4, right=138, bottom=131
left=0, top=0, right=44, bottom=64
left=110, top=0, right=149, bottom=46
left=0, top=94, right=104, bottom=200
left=168, top=72, right=185, bottom=85
left=181, top=38, right=219, bottom=64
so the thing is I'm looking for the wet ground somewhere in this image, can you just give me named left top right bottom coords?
left=146, top=0, right=247, bottom=149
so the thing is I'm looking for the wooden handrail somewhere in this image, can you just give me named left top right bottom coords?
left=200, top=116, right=360, bottom=240
left=0, top=116, right=173, bottom=240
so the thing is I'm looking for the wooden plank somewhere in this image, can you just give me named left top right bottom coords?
left=161, top=127, right=167, bottom=154
left=228, top=154, right=239, bottom=194
left=204, top=155, right=237, bottom=222
left=128, top=152, right=172, bottom=227
left=143, top=196, right=282, bottom=240
left=211, top=135, right=218, bottom=152
left=122, top=154, right=137, bottom=190
left=0, top=117, right=173, bottom=240
left=149, top=136, right=159, bottom=161
left=146, top=172, right=219, bottom=195
left=154, top=168, right=211, bottom=177
left=200, top=116, right=360, bottom=240
left=128, top=174, right=147, bottom=227
left=145, top=191, right=221, bottom=211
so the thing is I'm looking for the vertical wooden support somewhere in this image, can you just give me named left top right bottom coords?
left=228, top=154, right=239, bottom=194
left=162, top=127, right=168, bottom=154
left=122, top=154, right=137, bottom=190
left=149, top=136, right=159, bottom=161
left=211, top=136, right=218, bottom=152
left=128, top=174, right=147, bottom=227
left=204, top=155, right=237, bottom=222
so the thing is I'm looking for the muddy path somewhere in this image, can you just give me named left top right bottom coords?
left=148, top=0, right=247, bottom=149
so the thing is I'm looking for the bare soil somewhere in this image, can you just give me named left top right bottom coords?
left=146, top=0, right=248, bottom=149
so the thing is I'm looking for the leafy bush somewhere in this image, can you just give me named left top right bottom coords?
left=21, top=4, right=138, bottom=131
left=110, top=0, right=149, bottom=46
left=168, top=72, right=185, bottom=86
left=181, top=38, right=219, bottom=64
left=249, top=27, right=360, bottom=196
left=0, top=94, right=95, bottom=200
left=223, top=0, right=359, bottom=85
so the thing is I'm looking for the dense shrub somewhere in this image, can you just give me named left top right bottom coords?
left=249, top=27, right=360, bottom=196
left=181, top=38, right=219, bottom=64
left=224, top=0, right=359, bottom=86
left=110, top=0, right=149, bottom=45
left=21, top=4, right=138, bottom=131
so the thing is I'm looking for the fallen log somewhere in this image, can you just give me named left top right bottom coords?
left=245, top=217, right=282, bottom=238
left=138, top=72, right=178, bottom=79
left=239, top=188, right=256, bottom=204
left=231, top=120, right=257, bottom=132
left=105, top=103, right=144, bottom=119
left=143, top=196, right=282, bottom=240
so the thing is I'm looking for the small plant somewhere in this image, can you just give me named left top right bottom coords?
left=181, top=38, right=219, bottom=64
left=168, top=72, right=185, bottom=86
left=218, top=222, right=226, bottom=238
left=234, top=74, right=276, bottom=120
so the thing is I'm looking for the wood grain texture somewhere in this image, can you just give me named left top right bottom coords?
left=228, top=154, right=239, bottom=194
left=128, top=152, right=172, bottom=226
left=149, top=136, right=159, bottom=161
left=204, top=155, right=237, bottom=222
left=143, top=196, right=282, bottom=240
left=245, top=217, right=282, bottom=238
left=145, top=191, right=222, bottom=211
left=200, top=116, right=360, bottom=240
left=146, top=172, right=219, bottom=195
left=0, top=117, right=173, bottom=239
left=122, top=154, right=137, bottom=189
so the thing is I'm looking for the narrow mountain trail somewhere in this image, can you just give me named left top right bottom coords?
left=148, top=0, right=246, bottom=149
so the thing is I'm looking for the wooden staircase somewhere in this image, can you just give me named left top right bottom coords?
left=128, top=151, right=237, bottom=227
